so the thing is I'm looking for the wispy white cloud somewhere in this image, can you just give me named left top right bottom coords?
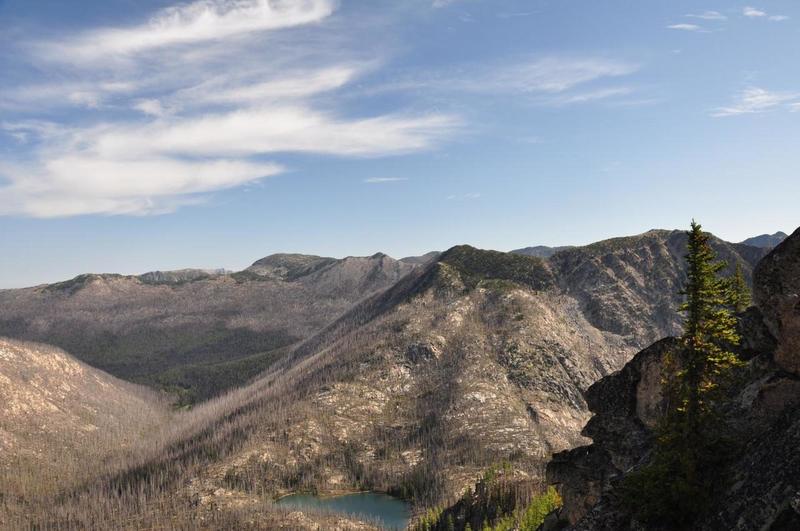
left=363, top=177, right=408, bottom=183
left=743, top=6, right=788, bottom=20
left=1, top=80, right=142, bottom=111
left=38, top=0, right=336, bottom=61
left=711, top=87, right=800, bottom=117
left=446, top=192, right=480, bottom=200
left=484, top=57, right=638, bottom=94
left=373, top=56, right=640, bottom=104
left=0, top=0, right=461, bottom=218
left=173, top=66, right=359, bottom=107
left=0, top=158, right=282, bottom=217
left=547, top=86, right=634, bottom=105
left=743, top=6, right=767, bottom=17
left=667, top=23, right=705, bottom=32
left=496, top=12, right=535, bottom=19
left=134, top=99, right=168, bottom=117
left=0, top=101, right=458, bottom=216
left=686, top=10, right=727, bottom=21
left=88, top=108, right=459, bottom=159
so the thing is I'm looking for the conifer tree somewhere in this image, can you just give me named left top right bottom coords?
left=625, top=220, right=743, bottom=526
left=729, top=262, right=751, bottom=313
left=678, top=220, right=741, bottom=435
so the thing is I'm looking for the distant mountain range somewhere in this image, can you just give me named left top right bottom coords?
left=514, top=230, right=787, bottom=258
left=0, top=253, right=415, bottom=404
left=0, top=226, right=790, bottom=528
left=511, top=245, right=575, bottom=258
left=739, top=231, right=789, bottom=248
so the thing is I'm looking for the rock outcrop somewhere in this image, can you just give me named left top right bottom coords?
left=754, top=228, right=800, bottom=375
left=545, top=226, right=800, bottom=530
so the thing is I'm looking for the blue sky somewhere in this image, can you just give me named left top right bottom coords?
left=1, top=0, right=799, bottom=287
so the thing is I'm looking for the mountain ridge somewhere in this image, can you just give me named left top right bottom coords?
left=739, top=231, right=789, bottom=248
left=544, top=226, right=800, bottom=530
left=0, top=252, right=417, bottom=404
left=0, top=227, right=781, bottom=528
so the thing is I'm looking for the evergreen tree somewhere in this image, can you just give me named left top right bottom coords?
left=679, top=220, right=741, bottom=435
left=624, top=220, right=743, bottom=526
left=729, top=262, right=751, bottom=313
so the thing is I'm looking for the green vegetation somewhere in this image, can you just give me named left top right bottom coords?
left=439, top=245, right=555, bottom=291
left=72, top=325, right=298, bottom=403
left=624, top=221, right=743, bottom=527
left=156, top=345, right=290, bottom=405
left=730, top=262, right=752, bottom=312
left=412, top=464, right=561, bottom=531
left=487, top=487, right=561, bottom=531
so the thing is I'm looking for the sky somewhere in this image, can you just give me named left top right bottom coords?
left=1, top=0, right=799, bottom=288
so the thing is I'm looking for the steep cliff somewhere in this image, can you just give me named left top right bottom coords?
left=545, top=226, right=800, bottom=530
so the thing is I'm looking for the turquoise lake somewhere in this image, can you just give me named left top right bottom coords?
left=274, top=492, right=411, bottom=530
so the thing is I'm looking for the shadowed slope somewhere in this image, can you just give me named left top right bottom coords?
left=0, top=253, right=416, bottom=403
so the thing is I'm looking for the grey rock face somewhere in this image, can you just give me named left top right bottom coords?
left=753, top=227, right=800, bottom=375
left=548, top=230, right=765, bottom=346
left=547, top=339, right=677, bottom=527
left=547, top=225, right=800, bottom=531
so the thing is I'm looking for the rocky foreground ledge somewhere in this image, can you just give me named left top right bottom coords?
left=543, top=227, right=800, bottom=531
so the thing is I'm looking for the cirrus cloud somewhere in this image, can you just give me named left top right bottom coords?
left=0, top=0, right=461, bottom=218
left=37, top=0, right=337, bottom=61
left=711, top=87, right=800, bottom=117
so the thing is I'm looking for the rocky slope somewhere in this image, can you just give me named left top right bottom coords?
left=547, top=229, right=768, bottom=347
left=0, top=338, right=170, bottom=498
left=161, top=231, right=768, bottom=513
left=0, top=228, right=774, bottom=528
left=545, top=226, right=800, bottom=530
left=0, top=253, right=415, bottom=403
left=0, top=336, right=382, bottom=530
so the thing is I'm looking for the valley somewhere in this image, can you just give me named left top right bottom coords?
left=2, top=0, right=798, bottom=528
left=0, top=228, right=783, bottom=529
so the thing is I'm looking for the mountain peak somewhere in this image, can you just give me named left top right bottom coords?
left=511, top=245, right=574, bottom=259
left=137, top=268, right=227, bottom=285
left=400, top=251, right=441, bottom=265
left=438, top=244, right=554, bottom=290
left=739, top=231, right=789, bottom=248
left=246, top=253, right=337, bottom=281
